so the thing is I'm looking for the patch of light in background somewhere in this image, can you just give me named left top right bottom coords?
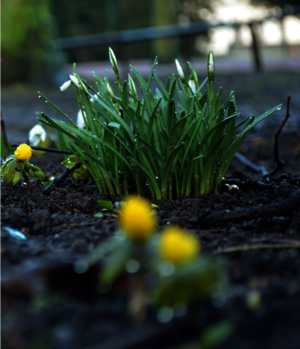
left=196, top=0, right=268, bottom=54
left=196, top=28, right=236, bottom=55
left=238, top=25, right=252, bottom=46
left=262, top=20, right=283, bottom=45
left=195, top=0, right=300, bottom=55
left=211, top=0, right=268, bottom=23
left=283, top=16, right=300, bottom=45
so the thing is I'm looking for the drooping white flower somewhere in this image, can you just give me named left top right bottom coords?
left=77, top=110, right=86, bottom=128
left=60, top=80, right=72, bottom=91
left=29, top=124, right=47, bottom=146
left=70, top=75, right=84, bottom=90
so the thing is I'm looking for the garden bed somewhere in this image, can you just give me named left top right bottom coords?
left=2, top=125, right=300, bottom=348
left=2, top=67, right=300, bottom=348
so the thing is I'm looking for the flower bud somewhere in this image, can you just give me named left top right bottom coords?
left=159, top=226, right=200, bottom=265
left=207, top=50, right=215, bottom=83
left=107, top=82, right=118, bottom=103
left=77, top=110, right=86, bottom=128
left=188, top=76, right=196, bottom=93
left=119, top=196, right=157, bottom=241
left=109, top=47, right=118, bottom=73
left=60, top=80, right=72, bottom=91
left=128, top=74, right=137, bottom=99
left=14, top=144, right=32, bottom=162
left=175, top=59, right=186, bottom=83
left=70, top=75, right=83, bottom=90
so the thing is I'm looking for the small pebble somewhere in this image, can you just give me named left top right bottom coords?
left=228, top=184, right=239, bottom=191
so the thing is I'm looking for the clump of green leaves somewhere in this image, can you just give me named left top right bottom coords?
left=38, top=49, right=281, bottom=199
left=86, top=196, right=226, bottom=323
left=1, top=151, right=45, bottom=185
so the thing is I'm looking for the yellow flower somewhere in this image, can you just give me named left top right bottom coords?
left=159, top=227, right=200, bottom=265
left=14, top=144, right=32, bottom=162
left=119, top=196, right=157, bottom=241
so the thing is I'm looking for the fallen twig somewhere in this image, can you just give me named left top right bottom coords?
left=202, top=194, right=300, bottom=224
left=69, top=222, right=101, bottom=227
left=11, top=144, right=72, bottom=155
left=234, top=152, right=268, bottom=176
left=43, top=162, right=82, bottom=193
left=234, top=97, right=291, bottom=178
left=213, top=241, right=300, bottom=254
left=263, top=96, right=291, bottom=178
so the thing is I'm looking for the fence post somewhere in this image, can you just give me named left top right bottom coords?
left=249, top=22, right=262, bottom=72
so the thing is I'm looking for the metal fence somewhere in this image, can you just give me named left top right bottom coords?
left=57, top=6, right=300, bottom=72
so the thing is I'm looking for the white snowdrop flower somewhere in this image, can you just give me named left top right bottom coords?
left=77, top=110, right=86, bottom=128
left=70, top=75, right=83, bottom=90
left=188, top=79, right=196, bottom=93
left=29, top=124, right=47, bottom=146
left=60, top=80, right=72, bottom=91
left=175, top=59, right=186, bottom=82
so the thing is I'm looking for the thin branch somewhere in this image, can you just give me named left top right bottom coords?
left=263, top=96, right=291, bottom=178
left=234, top=97, right=291, bottom=178
left=11, top=144, right=72, bottom=155
left=43, top=162, right=82, bottom=193
left=214, top=241, right=300, bottom=254
left=234, top=152, right=267, bottom=176
left=1, top=114, right=10, bottom=157
left=202, top=194, right=300, bottom=224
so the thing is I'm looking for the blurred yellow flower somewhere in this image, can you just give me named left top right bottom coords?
left=159, top=227, right=200, bottom=265
left=119, top=196, right=157, bottom=241
left=14, top=144, right=32, bottom=162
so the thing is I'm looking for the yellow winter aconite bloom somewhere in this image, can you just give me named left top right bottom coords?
left=119, top=196, right=157, bottom=241
left=159, top=227, right=200, bottom=265
left=14, top=144, right=32, bottom=162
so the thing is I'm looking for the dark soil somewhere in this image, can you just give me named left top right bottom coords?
left=2, top=70, right=300, bottom=349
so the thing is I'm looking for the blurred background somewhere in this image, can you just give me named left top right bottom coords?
left=2, top=0, right=300, bottom=85
left=1, top=0, right=300, bottom=151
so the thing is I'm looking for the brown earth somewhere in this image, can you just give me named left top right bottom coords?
left=1, top=69, right=300, bottom=349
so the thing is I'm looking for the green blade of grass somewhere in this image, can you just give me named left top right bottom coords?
left=128, top=156, right=161, bottom=199
left=38, top=92, right=78, bottom=127
left=161, top=143, right=184, bottom=199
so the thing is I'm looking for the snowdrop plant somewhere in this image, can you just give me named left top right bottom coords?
left=38, top=49, right=281, bottom=199
left=28, top=124, right=47, bottom=146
